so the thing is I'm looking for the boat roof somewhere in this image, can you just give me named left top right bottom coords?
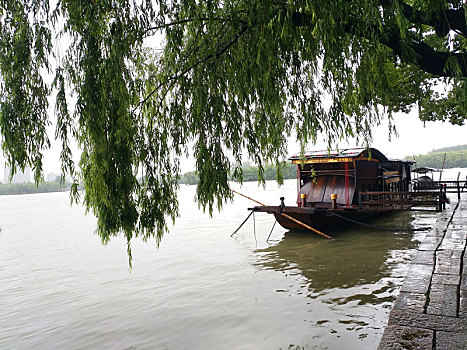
left=386, top=158, right=417, bottom=164
left=412, top=166, right=440, bottom=174
left=289, top=147, right=388, bottom=162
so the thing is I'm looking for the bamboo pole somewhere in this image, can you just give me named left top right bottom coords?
left=439, top=153, right=446, bottom=182
left=231, top=189, right=266, bottom=206
left=279, top=212, right=332, bottom=239
left=231, top=189, right=332, bottom=239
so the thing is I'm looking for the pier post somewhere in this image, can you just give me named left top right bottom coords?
left=438, top=186, right=442, bottom=211
left=443, top=184, right=447, bottom=210
left=457, top=172, right=461, bottom=201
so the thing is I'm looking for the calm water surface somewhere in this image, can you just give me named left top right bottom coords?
left=0, top=175, right=451, bottom=349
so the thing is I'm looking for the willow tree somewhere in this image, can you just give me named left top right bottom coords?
left=1, top=1, right=466, bottom=256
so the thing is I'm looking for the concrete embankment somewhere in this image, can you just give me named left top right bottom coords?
left=378, top=195, right=467, bottom=349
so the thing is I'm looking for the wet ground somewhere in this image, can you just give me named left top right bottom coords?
left=379, top=194, right=467, bottom=349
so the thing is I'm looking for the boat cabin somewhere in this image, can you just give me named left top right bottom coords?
left=290, top=148, right=415, bottom=208
left=411, top=167, right=440, bottom=190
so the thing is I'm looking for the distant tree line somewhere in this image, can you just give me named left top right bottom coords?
left=1, top=163, right=298, bottom=193
left=178, top=171, right=200, bottom=185
left=431, top=144, right=467, bottom=153
left=179, top=162, right=297, bottom=185
left=407, top=145, right=467, bottom=169
left=0, top=179, right=72, bottom=195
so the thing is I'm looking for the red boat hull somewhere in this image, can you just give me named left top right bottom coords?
left=253, top=205, right=394, bottom=231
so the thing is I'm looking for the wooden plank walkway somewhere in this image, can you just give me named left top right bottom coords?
left=378, top=195, right=467, bottom=349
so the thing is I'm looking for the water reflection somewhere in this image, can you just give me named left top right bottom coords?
left=249, top=211, right=429, bottom=348
left=255, top=211, right=420, bottom=294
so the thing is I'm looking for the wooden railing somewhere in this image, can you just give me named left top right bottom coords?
left=413, top=178, right=467, bottom=200
left=358, top=190, right=445, bottom=211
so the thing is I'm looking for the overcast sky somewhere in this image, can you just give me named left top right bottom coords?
left=306, top=110, right=467, bottom=160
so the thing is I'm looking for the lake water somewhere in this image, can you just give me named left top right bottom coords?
left=1, top=170, right=465, bottom=349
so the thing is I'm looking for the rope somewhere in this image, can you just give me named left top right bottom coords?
left=325, top=210, right=430, bottom=232
left=266, top=220, right=277, bottom=242
left=230, top=210, right=254, bottom=237
left=253, top=211, right=257, bottom=246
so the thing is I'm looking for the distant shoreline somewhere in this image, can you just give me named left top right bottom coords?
left=0, top=181, right=73, bottom=196
left=0, top=188, right=70, bottom=196
left=4, top=145, right=466, bottom=195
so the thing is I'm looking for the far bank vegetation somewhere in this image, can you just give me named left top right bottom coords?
left=0, top=178, right=72, bottom=196
left=179, top=162, right=297, bottom=185
left=407, top=145, right=467, bottom=169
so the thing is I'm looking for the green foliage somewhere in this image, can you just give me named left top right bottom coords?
left=1, top=1, right=466, bottom=261
left=0, top=1, right=51, bottom=181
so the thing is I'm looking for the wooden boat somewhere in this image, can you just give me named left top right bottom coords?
left=412, top=167, right=440, bottom=190
left=252, top=148, right=444, bottom=232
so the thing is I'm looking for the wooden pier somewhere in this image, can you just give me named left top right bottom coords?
left=378, top=194, right=467, bottom=349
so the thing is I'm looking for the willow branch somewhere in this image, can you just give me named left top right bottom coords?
left=133, top=24, right=249, bottom=113
left=144, top=10, right=248, bottom=35
left=392, top=1, right=467, bottom=38
left=292, top=11, right=467, bottom=78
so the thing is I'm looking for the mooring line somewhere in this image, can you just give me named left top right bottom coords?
left=230, top=210, right=254, bottom=237
left=266, top=220, right=277, bottom=242
left=325, top=210, right=431, bottom=232
left=253, top=211, right=257, bottom=246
